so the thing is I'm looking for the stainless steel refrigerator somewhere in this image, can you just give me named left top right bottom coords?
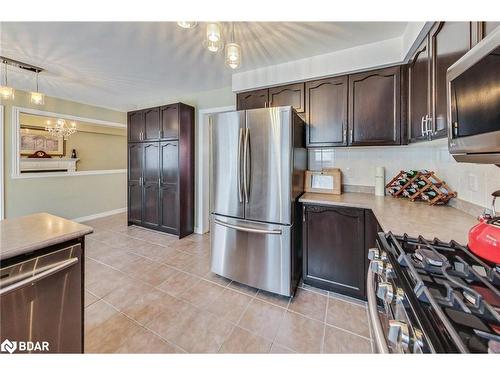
left=209, top=106, right=306, bottom=297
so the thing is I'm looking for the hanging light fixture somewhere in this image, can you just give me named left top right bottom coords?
left=45, top=118, right=77, bottom=140
left=177, top=22, right=198, bottom=29
left=206, top=23, right=221, bottom=43
left=225, top=23, right=241, bottom=69
left=30, top=71, right=45, bottom=105
left=205, top=38, right=224, bottom=53
left=0, top=61, right=15, bottom=100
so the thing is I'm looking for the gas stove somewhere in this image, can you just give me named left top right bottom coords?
left=367, top=232, right=500, bottom=354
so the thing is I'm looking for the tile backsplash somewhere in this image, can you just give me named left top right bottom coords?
left=308, top=138, right=500, bottom=211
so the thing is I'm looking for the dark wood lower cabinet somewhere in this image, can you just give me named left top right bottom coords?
left=303, top=204, right=379, bottom=300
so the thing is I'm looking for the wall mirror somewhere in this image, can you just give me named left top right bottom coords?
left=12, top=107, right=126, bottom=177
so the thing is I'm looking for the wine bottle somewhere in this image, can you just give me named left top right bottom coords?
left=411, top=180, right=426, bottom=189
left=422, top=190, right=438, bottom=200
left=403, top=170, right=418, bottom=179
left=402, top=188, right=417, bottom=197
left=397, top=178, right=409, bottom=186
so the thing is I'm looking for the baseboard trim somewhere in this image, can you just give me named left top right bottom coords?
left=73, top=207, right=127, bottom=223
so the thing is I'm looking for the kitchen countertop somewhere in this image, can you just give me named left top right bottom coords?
left=299, top=192, right=478, bottom=244
left=0, top=213, right=93, bottom=261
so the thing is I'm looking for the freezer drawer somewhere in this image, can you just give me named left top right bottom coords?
left=210, top=214, right=292, bottom=296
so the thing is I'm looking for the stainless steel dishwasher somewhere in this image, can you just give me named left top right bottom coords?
left=0, top=243, right=83, bottom=354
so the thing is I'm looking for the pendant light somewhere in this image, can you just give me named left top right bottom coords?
left=30, top=71, right=45, bottom=105
left=0, top=62, right=15, bottom=100
left=206, top=23, right=221, bottom=43
left=177, top=22, right=197, bottom=29
left=225, top=23, right=241, bottom=69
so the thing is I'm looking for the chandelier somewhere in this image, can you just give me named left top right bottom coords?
left=45, top=119, right=77, bottom=140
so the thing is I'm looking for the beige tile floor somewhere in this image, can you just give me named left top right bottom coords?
left=82, top=213, right=373, bottom=354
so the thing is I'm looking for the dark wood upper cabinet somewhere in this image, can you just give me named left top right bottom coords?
left=144, top=107, right=160, bottom=140
left=127, top=103, right=194, bottom=238
left=128, top=110, right=144, bottom=142
left=430, top=22, right=471, bottom=139
left=236, top=88, right=269, bottom=110
left=303, top=204, right=367, bottom=299
left=160, top=104, right=179, bottom=139
left=348, top=66, right=401, bottom=146
left=407, top=37, right=431, bottom=142
left=268, top=83, right=305, bottom=113
left=305, top=76, right=348, bottom=147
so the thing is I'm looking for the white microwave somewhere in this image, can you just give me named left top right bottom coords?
left=447, top=27, right=500, bottom=165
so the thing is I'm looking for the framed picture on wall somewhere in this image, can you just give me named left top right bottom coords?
left=20, top=128, right=64, bottom=156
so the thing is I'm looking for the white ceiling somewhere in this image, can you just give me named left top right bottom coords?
left=0, top=22, right=410, bottom=111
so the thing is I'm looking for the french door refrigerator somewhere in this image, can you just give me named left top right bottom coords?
left=210, top=106, right=306, bottom=297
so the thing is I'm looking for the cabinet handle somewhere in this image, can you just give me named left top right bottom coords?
left=343, top=129, right=347, bottom=143
left=302, top=206, right=306, bottom=222
left=426, top=115, right=433, bottom=137
left=349, top=129, right=354, bottom=143
left=421, top=115, right=426, bottom=137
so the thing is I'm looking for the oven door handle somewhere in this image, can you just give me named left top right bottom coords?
left=0, top=257, right=79, bottom=296
left=367, top=260, right=390, bottom=354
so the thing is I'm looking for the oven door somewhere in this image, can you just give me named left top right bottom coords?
left=0, top=244, right=83, bottom=354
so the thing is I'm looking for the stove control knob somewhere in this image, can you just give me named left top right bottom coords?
left=385, top=263, right=396, bottom=279
left=395, top=288, right=406, bottom=305
left=368, top=248, right=379, bottom=260
left=370, top=260, right=385, bottom=275
left=376, top=282, right=394, bottom=303
left=388, top=320, right=410, bottom=351
left=380, top=251, right=389, bottom=262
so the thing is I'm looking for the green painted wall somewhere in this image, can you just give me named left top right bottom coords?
left=2, top=90, right=127, bottom=219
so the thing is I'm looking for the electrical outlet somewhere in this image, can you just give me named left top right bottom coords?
left=468, top=174, right=479, bottom=192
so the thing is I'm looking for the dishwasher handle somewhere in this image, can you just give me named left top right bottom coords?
left=367, top=260, right=390, bottom=354
left=0, top=257, right=79, bottom=296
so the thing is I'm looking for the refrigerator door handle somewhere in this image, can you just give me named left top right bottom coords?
left=243, top=128, right=250, bottom=203
left=237, top=128, right=244, bottom=203
left=214, top=218, right=282, bottom=235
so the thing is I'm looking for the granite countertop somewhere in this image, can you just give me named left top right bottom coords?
left=299, top=192, right=478, bottom=244
left=0, top=213, right=93, bottom=261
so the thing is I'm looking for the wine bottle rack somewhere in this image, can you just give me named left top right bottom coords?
left=385, top=170, right=457, bottom=205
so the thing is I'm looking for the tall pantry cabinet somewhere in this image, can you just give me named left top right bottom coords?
left=127, top=103, right=194, bottom=238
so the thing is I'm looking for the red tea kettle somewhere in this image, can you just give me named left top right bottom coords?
left=468, top=190, right=500, bottom=264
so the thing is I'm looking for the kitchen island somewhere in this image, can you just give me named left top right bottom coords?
left=0, top=213, right=93, bottom=353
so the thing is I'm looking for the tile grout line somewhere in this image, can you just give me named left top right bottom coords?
left=320, top=294, right=330, bottom=354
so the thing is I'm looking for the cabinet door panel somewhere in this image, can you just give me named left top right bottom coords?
left=160, top=104, right=179, bottom=139
left=269, top=83, right=305, bottom=113
left=143, top=143, right=159, bottom=184
left=306, top=76, right=347, bottom=147
left=128, top=143, right=143, bottom=182
left=160, top=185, right=178, bottom=233
left=236, top=89, right=269, bottom=110
left=304, top=205, right=366, bottom=299
left=144, top=107, right=160, bottom=140
left=142, top=143, right=159, bottom=227
left=431, top=22, right=471, bottom=138
left=408, top=37, right=431, bottom=142
left=128, top=182, right=142, bottom=224
left=349, top=66, right=401, bottom=146
left=160, top=142, right=178, bottom=184
left=128, top=111, right=144, bottom=142
left=143, top=184, right=159, bottom=227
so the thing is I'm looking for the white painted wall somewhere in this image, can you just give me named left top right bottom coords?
left=232, top=23, right=431, bottom=92
left=308, top=139, right=500, bottom=211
